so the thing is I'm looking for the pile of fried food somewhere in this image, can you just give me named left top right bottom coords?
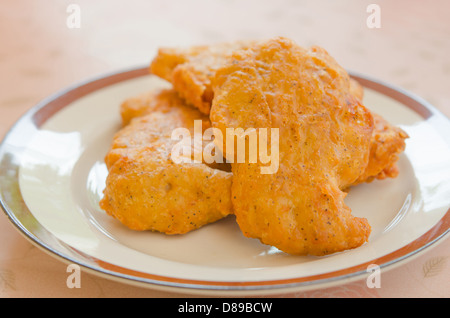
left=100, top=37, right=408, bottom=256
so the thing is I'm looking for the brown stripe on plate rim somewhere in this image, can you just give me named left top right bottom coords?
left=31, top=67, right=149, bottom=127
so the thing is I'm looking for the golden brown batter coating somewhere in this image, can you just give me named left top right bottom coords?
left=150, top=40, right=254, bottom=115
left=348, top=79, right=408, bottom=185
left=100, top=89, right=233, bottom=234
left=210, top=37, right=373, bottom=255
left=353, top=113, right=408, bottom=184
left=150, top=42, right=407, bottom=186
left=119, top=89, right=179, bottom=126
left=349, top=78, right=365, bottom=101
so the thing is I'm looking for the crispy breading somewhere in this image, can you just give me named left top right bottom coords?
left=348, top=79, right=408, bottom=185
left=118, top=88, right=231, bottom=172
left=353, top=112, right=408, bottom=184
left=349, top=78, right=365, bottom=101
left=120, top=89, right=178, bottom=126
left=210, top=37, right=373, bottom=255
left=150, top=41, right=254, bottom=115
left=100, top=89, right=233, bottom=234
left=150, top=42, right=407, bottom=186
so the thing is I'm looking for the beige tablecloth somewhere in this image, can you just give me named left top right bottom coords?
left=0, top=0, right=449, bottom=298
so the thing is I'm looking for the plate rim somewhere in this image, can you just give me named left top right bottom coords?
left=1, top=66, right=449, bottom=295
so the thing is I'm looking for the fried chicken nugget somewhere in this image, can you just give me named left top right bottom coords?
left=150, top=40, right=254, bottom=115
left=210, top=37, right=373, bottom=255
left=100, top=89, right=233, bottom=234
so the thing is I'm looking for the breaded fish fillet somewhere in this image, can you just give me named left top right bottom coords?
left=100, top=89, right=233, bottom=234
left=150, top=42, right=408, bottom=186
left=210, top=37, right=373, bottom=255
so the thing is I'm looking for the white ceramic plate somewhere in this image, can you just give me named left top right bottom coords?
left=1, top=67, right=449, bottom=296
